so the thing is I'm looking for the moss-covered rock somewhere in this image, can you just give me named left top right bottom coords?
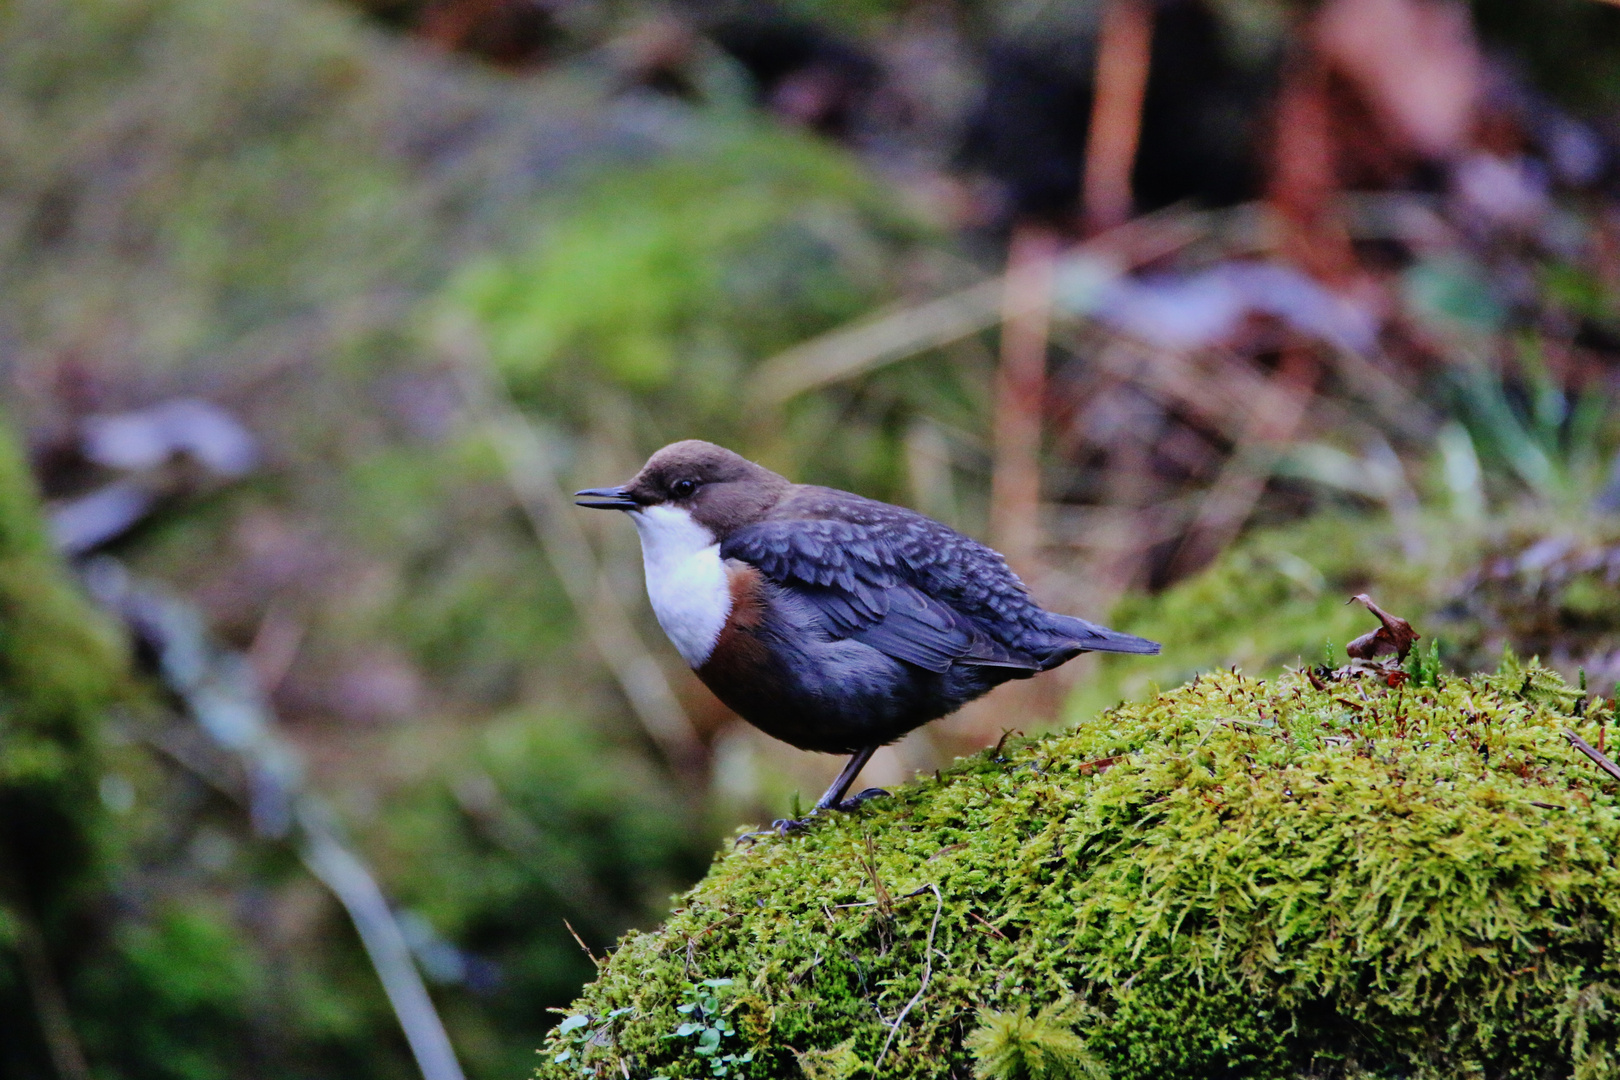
left=538, top=661, right=1620, bottom=1080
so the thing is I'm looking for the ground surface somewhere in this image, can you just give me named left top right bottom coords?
left=539, top=661, right=1620, bottom=1080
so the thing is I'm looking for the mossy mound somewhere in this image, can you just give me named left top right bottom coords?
left=538, top=662, right=1620, bottom=1080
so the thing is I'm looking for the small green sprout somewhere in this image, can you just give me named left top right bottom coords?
left=550, top=1007, right=633, bottom=1072
left=657, top=978, right=755, bottom=1077
left=1406, top=637, right=1444, bottom=688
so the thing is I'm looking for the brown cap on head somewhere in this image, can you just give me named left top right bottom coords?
left=576, top=440, right=791, bottom=536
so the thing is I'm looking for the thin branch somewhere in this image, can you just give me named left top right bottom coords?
left=966, top=910, right=1009, bottom=941
left=88, top=568, right=467, bottom=1080
left=875, top=883, right=944, bottom=1069
left=1566, top=730, right=1620, bottom=784
left=298, top=821, right=467, bottom=1080
left=563, top=918, right=601, bottom=967
left=747, top=277, right=1010, bottom=408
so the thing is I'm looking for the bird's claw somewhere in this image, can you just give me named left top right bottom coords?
left=734, top=789, right=891, bottom=845
left=834, top=787, right=889, bottom=812
left=735, top=815, right=815, bottom=846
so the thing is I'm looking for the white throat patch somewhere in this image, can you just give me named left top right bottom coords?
left=630, top=504, right=732, bottom=668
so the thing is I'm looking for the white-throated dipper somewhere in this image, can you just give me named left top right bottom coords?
left=577, top=440, right=1160, bottom=831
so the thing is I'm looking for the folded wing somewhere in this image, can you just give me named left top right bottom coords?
left=723, top=519, right=1041, bottom=673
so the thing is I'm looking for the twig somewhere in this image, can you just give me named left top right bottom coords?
left=746, top=278, right=1009, bottom=408
left=834, top=887, right=937, bottom=910
left=563, top=918, right=600, bottom=966
left=859, top=833, right=893, bottom=917
left=966, top=910, right=1008, bottom=940
left=299, top=821, right=468, bottom=1080
left=875, top=883, right=943, bottom=1069
left=1565, top=730, right=1620, bottom=784
left=698, top=913, right=742, bottom=936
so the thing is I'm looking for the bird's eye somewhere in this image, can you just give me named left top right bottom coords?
left=671, top=478, right=698, bottom=499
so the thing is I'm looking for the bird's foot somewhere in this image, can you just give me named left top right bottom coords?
left=833, top=787, right=889, bottom=812
left=735, top=815, right=817, bottom=845
left=734, top=789, right=890, bottom=845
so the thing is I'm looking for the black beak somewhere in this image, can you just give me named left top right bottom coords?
left=574, top=486, right=638, bottom=510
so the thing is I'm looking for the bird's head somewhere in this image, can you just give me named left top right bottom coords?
left=575, top=440, right=790, bottom=539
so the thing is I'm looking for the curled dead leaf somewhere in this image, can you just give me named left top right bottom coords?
left=1345, top=593, right=1420, bottom=661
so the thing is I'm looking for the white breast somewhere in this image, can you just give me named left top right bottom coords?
left=630, top=504, right=732, bottom=668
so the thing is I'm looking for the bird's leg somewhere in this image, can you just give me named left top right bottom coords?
left=738, top=747, right=888, bottom=844
left=813, top=745, right=885, bottom=812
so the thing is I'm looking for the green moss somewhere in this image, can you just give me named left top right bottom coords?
left=0, top=415, right=129, bottom=914
left=537, top=662, right=1620, bottom=1079
left=965, top=998, right=1108, bottom=1080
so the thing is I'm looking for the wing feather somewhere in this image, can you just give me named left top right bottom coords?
left=723, top=516, right=1040, bottom=673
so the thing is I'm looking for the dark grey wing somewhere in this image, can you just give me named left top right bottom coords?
left=761, top=488, right=1040, bottom=627
left=726, top=492, right=1160, bottom=663
left=846, top=585, right=1037, bottom=672
left=721, top=519, right=1039, bottom=673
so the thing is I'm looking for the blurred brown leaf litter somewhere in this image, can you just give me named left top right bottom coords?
left=3, top=0, right=1620, bottom=1078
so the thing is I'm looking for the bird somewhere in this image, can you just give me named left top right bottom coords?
left=576, top=440, right=1160, bottom=831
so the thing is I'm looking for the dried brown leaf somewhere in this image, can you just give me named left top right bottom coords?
left=1345, top=593, right=1420, bottom=661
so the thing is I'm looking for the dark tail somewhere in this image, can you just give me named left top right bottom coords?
left=1036, top=614, right=1161, bottom=668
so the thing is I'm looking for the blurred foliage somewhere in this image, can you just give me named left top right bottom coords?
left=0, top=418, right=274, bottom=1080
left=539, top=662, right=1620, bottom=1079
left=376, top=708, right=710, bottom=1077
left=0, top=1, right=765, bottom=1077
left=441, top=120, right=983, bottom=504
left=0, top=416, right=128, bottom=919
left=451, top=129, right=897, bottom=393
left=1, top=0, right=971, bottom=1075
